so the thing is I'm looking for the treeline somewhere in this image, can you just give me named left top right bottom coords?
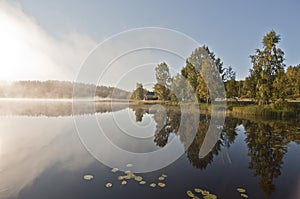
left=132, top=30, right=300, bottom=107
left=0, top=80, right=130, bottom=99
left=132, top=46, right=235, bottom=103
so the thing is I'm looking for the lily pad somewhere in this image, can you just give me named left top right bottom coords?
left=237, top=188, right=246, bottom=193
left=158, top=182, right=166, bottom=188
left=150, top=183, right=156, bottom=188
left=201, top=190, right=210, bottom=195
left=134, top=176, right=143, bottom=181
left=111, top=168, right=119, bottom=173
left=105, top=182, right=113, bottom=188
left=203, top=194, right=217, bottom=199
left=83, top=174, right=94, bottom=181
left=126, top=172, right=135, bottom=178
left=139, top=181, right=146, bottom=185
left=124, top=170, right=132, bottom=174
left=121, top=180, right=127, bottom=185
left=240, top=193, right=249, bottom=198
left=126, top=163, right=133, bottom=167
left=186, top=190, right=195, bottom=198
left=201, top=190, right=210, bottom=196
left=124, top=175, right=132, bottom=180
left=158, top=176, right=165, bottom=181
left=194, top=188, right=203, bottom=193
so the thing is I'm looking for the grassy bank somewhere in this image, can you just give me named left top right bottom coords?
left=130, top=100, right=300, bottom=119
left=228, top=103, right=300, bottom=119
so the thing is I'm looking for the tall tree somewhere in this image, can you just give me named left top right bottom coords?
left=273, top=69, right=288, bottom=106
left=286, top=65, right=300, bottom=97
left=225, top=79, right=238, bottom=99
left=154, top=62, right=171, bottom=100
left=249, top=31, right=286, bottom=105
left=242, top=76, right=256, bottom=99
left=223, top=66, right=236, bottom=81
left=181, top=60, right=198, bottom=90
left=182, top=45, right=226, bottom=103
left=132, top=83, right=144, bottom=100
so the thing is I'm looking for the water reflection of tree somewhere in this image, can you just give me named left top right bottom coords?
left=134, top=108, right=145, bottom=122
left=244, top=121, right=289, bottom=196
left=131, top=105, right=300, bottom=196
left=151, top=108, right=240, bottom=170
left=152, top=108, right=181, bottom=147
left=187, top=116, right=239, bottom=169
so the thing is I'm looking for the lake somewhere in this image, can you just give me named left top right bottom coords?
left=0, top=101, right=300, bottom=199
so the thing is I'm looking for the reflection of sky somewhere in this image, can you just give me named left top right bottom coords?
left=0, top=106, right=183, bottom=198
left=0, top=117, right=95, bottom=199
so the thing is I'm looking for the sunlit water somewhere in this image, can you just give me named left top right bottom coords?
left=0, top=101, right=300, bottom=199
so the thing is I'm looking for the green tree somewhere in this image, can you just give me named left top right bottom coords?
left=286, top=65, right=300, bottom=97
left=224, top=66, right=237, bottom=99
left=132, top=83, right=144, bottom=100
left=223, top=66, right=236, bottom=81
left=272, top=70, right=288, bottom=107
left=249, top=31, right=286, bottom=105
left=181, top=60, right=198, bottom=90
left=242, top=76, right=256, bottom=99
left=225, top=79, right=238, bottom=99
left=183, top=45, right=226, bottom=103
left=196, top=75, right=209, bottom=103
left=154, top=62, right=171, bottom=100
left=170, top=73, right=192, bottom=102
left=200, top=58, right=224, bottom=102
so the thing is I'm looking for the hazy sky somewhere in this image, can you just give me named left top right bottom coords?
left=0, top=0, right=299, bottom=90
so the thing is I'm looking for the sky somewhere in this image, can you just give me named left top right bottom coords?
left=0, top=0, right=299, bottom=90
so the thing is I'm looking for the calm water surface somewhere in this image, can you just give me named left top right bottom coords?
left=0, top=101, right=300, bottom=199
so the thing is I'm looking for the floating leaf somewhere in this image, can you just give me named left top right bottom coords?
left=194, top=188, right=203, bottom=193
left=124, top=170, right=131, bottom=174
left=124, top=175, right=132, bottom=180
left=126, top=163, right=133, bottom=167
left=134, top=176, right=143, bottom=181
left=203, top=194, right=217, bottom=199
left=237, top=188, right=246, bottom=193
left=202, top=190, right=210, bottom=195
left=150, top=183, right=156, bottom=188
left=105, top=182, right=113, bottom=188
left=127, top=172, right=135, bottom=178
left=161, top=174, right=167, bottom=178
left=240, top=193, right=248, bottom=198
left=139, top=181, right=146, bottom=185
left=186, top=190, right=195, bottom=198
left=83, top=174, right=94, bottom=181
left=158, top=182, right=166, bottom=188
left=118, top=176, right=125, bottom=180
left=111, top=168, right=119, bottom=173
left=121, top=180, right=127, bottom=185
left=158, top=176, right=165, bottom=181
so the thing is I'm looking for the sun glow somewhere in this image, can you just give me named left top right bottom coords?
left=0, top=11, right=29, bottom=80
left=0, top=1, right=96, bottom=82
left=0, top=5, right=56, bottom=81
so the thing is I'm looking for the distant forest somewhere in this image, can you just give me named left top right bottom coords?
left=0, top=80, right=130, bottom=99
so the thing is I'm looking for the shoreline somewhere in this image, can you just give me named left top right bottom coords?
left=0, top=98, right=299, bottom=119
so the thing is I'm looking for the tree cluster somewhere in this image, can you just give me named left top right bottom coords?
left=133, top=30, right=299, bottom=107
left=0, top=80, right=130, bottom=99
